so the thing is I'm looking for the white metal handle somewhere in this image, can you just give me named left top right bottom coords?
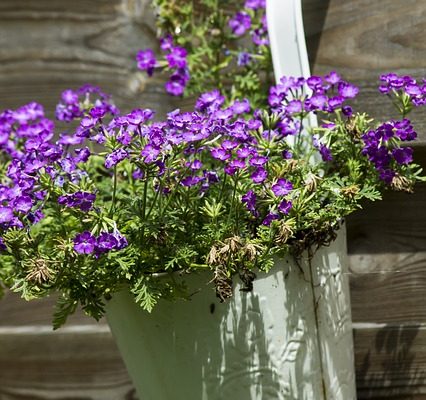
left=266, top=0, right=311, bottom=82
left=266, top=0, right=318, bottom=152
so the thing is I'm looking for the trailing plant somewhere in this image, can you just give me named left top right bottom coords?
left=0, top=0, right=424, bottom=327
left=137, top=0, right=272, bottom=107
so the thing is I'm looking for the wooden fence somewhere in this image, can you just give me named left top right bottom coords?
left=1, top=0, right=426, bottom=398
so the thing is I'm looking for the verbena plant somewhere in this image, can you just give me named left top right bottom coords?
left=0, top=0, right=424, bottom=328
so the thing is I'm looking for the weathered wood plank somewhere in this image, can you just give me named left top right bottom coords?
left=2, top=323, right=426, bottom=400
left=0, top=327, right=137, bottom=400
left=349, top=269, right=426, bottom=324
left=346, top=177, right=426, bottom=324
left=0, top=291, right=104, bottom=326
left=0, top=0, right=177, bottom=119
left=354, top=324, right=426, bottom=399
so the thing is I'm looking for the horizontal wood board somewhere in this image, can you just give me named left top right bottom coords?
left=1, top=0, right=426, bottom=399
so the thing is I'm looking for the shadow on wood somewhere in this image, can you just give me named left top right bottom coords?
left=303, top=0, right=331, bottom=70
left=355, top=324, right=426, bottom=399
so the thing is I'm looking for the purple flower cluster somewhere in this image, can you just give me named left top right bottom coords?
left=0, top=84, right=128, bottom=242
left=0, top=102, right=60, bottom=230
left=379, top=73, right=426, bottom=106
left=251, top=15, right=269, bottom=46
left=362, top=119, right=416, bottom=183
left=58, top=191, right=96, bottom=212
left=73, top=231, right=128, bottom=255
left=229, top=12, right=252, bottom=36
left=136, top=49, right=157, bottom=76
left=136, top=36, right=189, bottom=96
left=56, top=84, right=119, bottom=123
left=269, top=73, right=359, bottom=115
left=228, top=0, right=268, bottom=47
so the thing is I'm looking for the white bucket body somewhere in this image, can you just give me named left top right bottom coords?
left=106, top=226, right=356, bottom=400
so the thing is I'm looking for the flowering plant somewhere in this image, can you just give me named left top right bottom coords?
left=138, top=0, right=271, bottom=106
left=0, top=1, right=424, bottom=328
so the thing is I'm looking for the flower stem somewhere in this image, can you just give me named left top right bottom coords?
left=142, top=178, right=149, bottom=220
left=109, top=165, right=117, bottom=216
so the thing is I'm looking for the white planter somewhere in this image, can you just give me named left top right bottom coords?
left=106, top=225, right=356, bottom=399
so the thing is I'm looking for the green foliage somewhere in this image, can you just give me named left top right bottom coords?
left=0, top=2, right=424, bottom=329
left=152, top=0, right=272, bottom=107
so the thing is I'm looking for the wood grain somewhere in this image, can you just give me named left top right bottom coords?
left=0, top=327, right=137, bottom=400
left=354, top=324, right=426, bottom=399
left=0, top=0, right=177, bottom=119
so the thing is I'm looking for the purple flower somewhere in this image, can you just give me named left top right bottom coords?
left=136, top=49, right=157, bottom=76
left=278, top=200, right=292, bottom=215
left=338, top=82, right=359, bottom=99
left=379, top=168, right=395, bottom=184
left=132, top=168, right=144, bottom=180
left=58, top=133, right=85, bottom=146
left=204, top=170, right=219, bottom=184
left=237, top=52, right=251, bottom=66
left=61, top=89, right=78, bottom=105
left=113, top=231, right=128, bottom=250
left=222, top=140, right=238, bottom=150
left=0, top=207, right=13, bottom=224
left=327, top=96, right=344, bottom=111
left=13, top=195, right=33, bottom=213
left=0, top=237, right=6, bottom=251
left=196, top=90, right=225, bottom=112
left=96, top=232, right=119, bottom=253
left=249, top=156, right=268, bottom=167
left=127, top=108, right=154, bottom=125
left=271, top=178, right=293, bottom=196
left=252, top=28, right=269, bottom=46
left=160, top=35, right=174, bottom=52
left=251, top=167, right=267, bottom=183
left=244, top=0, right=265, bottom=9
left=80, top=116, right=98, bottom=129
left=74, top=231, right=96, bottom=254
left=282, top=150, right=293, bottom=159
left=74, top=147, right=91, bottom=163
left=165, top=73, right=186, bottom=96
left=232, top=99, right=250, bottom=114
left=319, top=144, right=333, bottom=161
left=380, top=73, right=406, bottom=93
left=166, top=46, right=188, bottom=69
left=307, top=76, right=323, bottom=91
left=187, top=159, right=203, bottom=170
left=242, top=190, right=257, bottom=214
left=286, top=100, right=303, bottom=114
left=236, top=147, right=253, bottom=159
left=27, top=209, right=44, bottom=224
left=392, top=147, right=413, bottom=164
left=405, top=84, right=421, bottom=96
left=394, top=119, right=417, bottom=141
left=211, top=148, right=231, bottom=161
left=74, top=192, right=96, bottom=211
left=262, top=212, right=279, bottom=226
left=325, top=71, right=341, bottom=85
left=342, top=106, right=353, bottom=117
left=229, top=12, right=252, bottom=36
left=58, top=191, right=96, bottom=212
left=229, top=159, right=246, bottom=169
left=90, top=106, right=107, bottom=119
left=141, top=144, right=161, bottom=163
left=181, top=175, right=203, bottom=187
left=214, top=109, right=233, bottom=121
left=105, top=148, right=129, bottom=168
